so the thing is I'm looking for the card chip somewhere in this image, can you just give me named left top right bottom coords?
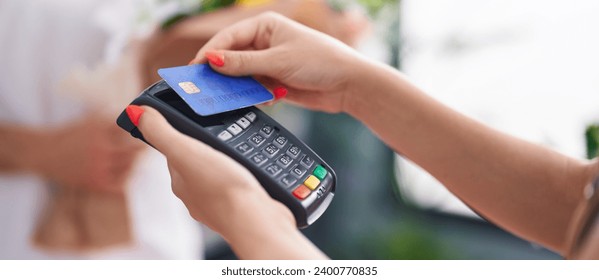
left=178, top=81, right=201, bottom=94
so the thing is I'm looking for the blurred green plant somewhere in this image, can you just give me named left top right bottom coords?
left=359, top=222, right=461, bottom=260
left=586, top=125, right=599, bottom=159
left=357, top=0, right=400, bottom=16
left=199, top=0, right=237, bottom=12
left=328, top=0, right=400, bottom=17
left=161, top=0, right=236, bottom=29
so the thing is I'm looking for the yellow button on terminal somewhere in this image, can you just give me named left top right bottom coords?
left=304, top=175, right=321, bottom=190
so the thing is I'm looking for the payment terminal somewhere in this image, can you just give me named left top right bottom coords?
left=117, top=80, right=336, bottom=228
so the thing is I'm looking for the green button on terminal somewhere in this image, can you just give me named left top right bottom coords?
left=313, top=165, right=327, bottom=180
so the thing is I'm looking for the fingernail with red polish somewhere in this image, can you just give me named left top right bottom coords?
left=273, top=86, right=288, bottom=99
left=126, top=105, right=144, bottom=126
left=205, top=51, right=225, bottom=67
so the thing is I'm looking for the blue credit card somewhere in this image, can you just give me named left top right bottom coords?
left=158, top=64, right=274, bottom=116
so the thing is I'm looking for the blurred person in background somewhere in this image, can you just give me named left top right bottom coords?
left=0, top=0, right=202, bottom=259
left=0, top=0, right=367, bottom=259
left=128, top=13, right=599, bottom=259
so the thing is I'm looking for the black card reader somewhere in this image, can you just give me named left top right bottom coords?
left=117, top=80, right=336, bottom=228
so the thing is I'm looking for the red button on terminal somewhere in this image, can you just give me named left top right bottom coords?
left=292, top=185, right=311, bottom=200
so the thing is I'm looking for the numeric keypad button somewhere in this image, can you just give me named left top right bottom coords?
left=291, top=164, right=307, bottom=178
left=249, top=133, right=266, bottom=146
left=287, top=145, right=301, bottom=158
left=263, top=144, right=280, bottom=158
left=250, top=153, right=268, bottom=166
left=265, top=164, right=282, bottom=176
left=277, top=155, right=293, bottom=168
left=273, top=135, right=288, bottom=148
left=260, top=125, right=274, bottom=137
left=235, top=142, right=253, bottom=155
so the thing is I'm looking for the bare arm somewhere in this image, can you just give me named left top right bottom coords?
left=345, top=60, right=599, bottom=253
left=0, top=124, right=36, bottom=172
left=0, top=117, right=142, bottom=192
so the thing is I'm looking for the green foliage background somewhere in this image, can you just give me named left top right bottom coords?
left=586, top=125, right=599, bottom=159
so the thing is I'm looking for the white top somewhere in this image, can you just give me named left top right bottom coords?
left=0, top=0, right=202, bottom=259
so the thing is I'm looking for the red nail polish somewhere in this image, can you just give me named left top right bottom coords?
left=273, top=86, right=288, bottom=99
left=126, top=105, right=144, bottom=126
left=205, top=51, right=225, bottom=67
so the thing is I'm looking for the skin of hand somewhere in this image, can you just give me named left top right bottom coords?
left=190, top=12, right=366, bottom=114
left=192, top=12, right=599, bottom=255
left=137, top=0, right=368, bottom=88
left=132, top=105, right=327, bottom=259
left=17, top=114, right=143, bottom=193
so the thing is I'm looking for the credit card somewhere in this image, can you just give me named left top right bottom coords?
left=158, top=64, right=274, bottom=116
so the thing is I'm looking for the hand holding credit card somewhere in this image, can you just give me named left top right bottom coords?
left=158, top=64, right=274, bottom=116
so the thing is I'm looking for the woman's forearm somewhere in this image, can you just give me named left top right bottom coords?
left=345, top=60, right=599, bottom=253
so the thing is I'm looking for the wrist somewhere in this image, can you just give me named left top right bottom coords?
left=0, top=125, right=45, bottom=172
left=342, top=58, right=394, bottom=117
left=22, top=128, right=56, bottom=174
left=221, top=190, right=328, bottom=259
left=218, top=188, right=296, bottom=242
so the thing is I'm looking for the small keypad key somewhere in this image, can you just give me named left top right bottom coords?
left=249, top=133, right=266, bottom=146
left=280, top=174, right=298, bottom=188
left=304, top=175, right=320, bottom=190
left=250, top=153, right=268, bottom=166
left=292, top=185, right=311, bottom=200
left=277, top=155, right=293, bottom=167
left=245, top=111, right=257, bottom=122
left=313, top=165, right=327, bottom=180
left=300, top=155, right=314, bottom=168
left=265, top=164, right=282, bottom=176
left=291, top=164, right=307, bottom=178
left=235, top=142, right=253, bottom=155
left=287, top=145, right=301, bottom=158
left=260, top=125, right=274, bottom=137
left=236, top=117, right=251, bottom=129
left=227, top=123, right=243, bottom=135
left=263, top=144, right=279, bottom=157
left=273, top=135, right=288, bottom=148
left=217, top=131, right=233, bottom=141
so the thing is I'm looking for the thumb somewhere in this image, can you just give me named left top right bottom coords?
left=127, top=105, right=185, bottom=157
left=204, top=49, right=278, bottom=77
